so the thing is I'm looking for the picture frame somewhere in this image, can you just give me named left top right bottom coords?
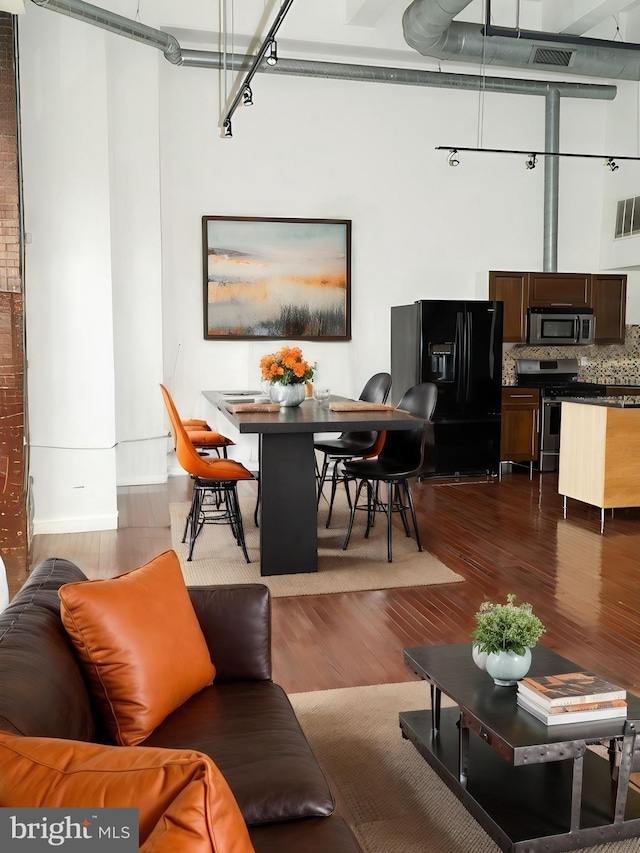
left=202, top=215, right=351, bottom=341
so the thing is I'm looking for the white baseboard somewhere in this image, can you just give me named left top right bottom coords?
left=33, top=513, right=119, bottom=535
left=117, top=474, right=168, bottom=487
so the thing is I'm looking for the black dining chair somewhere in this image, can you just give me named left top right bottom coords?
left=314, top=371, right=392, bottom=527
left=341, top=382, right=438, bottom=563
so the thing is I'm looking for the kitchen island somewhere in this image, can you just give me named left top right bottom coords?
left=558, top=397, right=640, bottom=532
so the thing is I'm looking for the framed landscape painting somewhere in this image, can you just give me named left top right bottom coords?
left=202, top=216, right=351, bottom=340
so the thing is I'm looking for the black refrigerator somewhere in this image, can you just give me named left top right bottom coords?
left=390, top=300, right=503, bottom=477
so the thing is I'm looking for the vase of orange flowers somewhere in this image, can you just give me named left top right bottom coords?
left=259, top=347, right=314, bottom=408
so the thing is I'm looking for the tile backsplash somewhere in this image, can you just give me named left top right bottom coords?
left=503, top=325, right=640, bottom=386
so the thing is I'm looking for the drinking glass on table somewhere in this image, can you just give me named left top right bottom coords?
left=314, top=386, right=331, bottom=407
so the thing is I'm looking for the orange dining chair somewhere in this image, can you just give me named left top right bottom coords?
left=180, top=416, right=235, bottom=458
left=160, top=385, right=254, bottom=562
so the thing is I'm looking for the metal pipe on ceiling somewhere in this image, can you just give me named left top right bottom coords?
left=30, top=0, right=182, bottom=64
left=30, top=0, right=622, bottom=273
left=180, top=50, right=616, bottom=101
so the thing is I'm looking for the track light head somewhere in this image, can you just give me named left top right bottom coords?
left=266, top=39, right=278, bottom=66
left=222, top=119, right=232, bottom=138
left=606, top=157, right=619, bottom=171
left=242, top=86, right=253, bottom=106
left=447, top=149, right=460, bottom=167
left=525, top=153, right=537, bottom=170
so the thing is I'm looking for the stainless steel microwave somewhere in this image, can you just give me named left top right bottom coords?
left=527, top=307, right=595, bottom=346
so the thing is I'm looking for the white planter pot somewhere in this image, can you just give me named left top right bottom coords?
left=485, top=647, right=532, bottom=686
left=269, top=383, right=306, bottom=407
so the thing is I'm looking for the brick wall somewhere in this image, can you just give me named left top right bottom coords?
left=0, top=12, right=27, bottom=584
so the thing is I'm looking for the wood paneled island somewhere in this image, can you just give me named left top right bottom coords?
left=558, top=397, right=640, bottom=532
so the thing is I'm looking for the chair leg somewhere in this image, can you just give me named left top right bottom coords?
left=187, top=486, right=204, bottom=561
left=326, top=460, right=341, bottom=528
left=229, top=484, right=250, bottom=563
left=316, top=454, right=330, bottom=507
left=254, top=476, right=260, bottom=527
left=405, top=480, right=423, bottom=553
left=343, top=478, right=366, bottom=551
left=364, top=480, right=376, bottom=539
left=386, top=480, right=393, bottom=562
left=395, top=483, right=411, bottom=537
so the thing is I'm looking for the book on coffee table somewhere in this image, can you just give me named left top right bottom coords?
left=518, top=672, right=626, bottom=709
left=517, top=692, right=628, bottom=726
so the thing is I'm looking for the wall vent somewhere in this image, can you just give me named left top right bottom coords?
left=615, top=197, right=640, bottom=238
left=531, top=47, right=574, bottom=67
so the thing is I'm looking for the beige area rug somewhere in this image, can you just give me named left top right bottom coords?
left=290, top=681, right=640, bottom=853
left=169, top=486, right=463, bottom=597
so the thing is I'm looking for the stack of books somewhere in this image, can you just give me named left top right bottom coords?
left=516, top=671, right=627, bottom=725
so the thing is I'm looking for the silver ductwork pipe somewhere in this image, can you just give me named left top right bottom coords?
left=403, top=0, right=640, bottom=81
left=30, top=0, right=620, bottom=273
left=180, top=50, right=616, bottom=101
left=543, top=90, right=560, bottom=273
left=30, top=0, right=182, bottom=64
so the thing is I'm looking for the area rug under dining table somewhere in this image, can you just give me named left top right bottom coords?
left=169, top=485, right=463, bottom=597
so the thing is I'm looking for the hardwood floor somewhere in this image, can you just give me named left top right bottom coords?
left=23, top=469, right=640, bottom=696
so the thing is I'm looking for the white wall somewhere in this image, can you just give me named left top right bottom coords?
left=20, top=9, right=118, bottom=534
left=17, top=0, right=638, bottom=529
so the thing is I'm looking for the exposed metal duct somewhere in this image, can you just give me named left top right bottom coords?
left=30, top=0, right=621, bottom=273
left=180, top=50, right=616, bottom=102
left=403, top=0, right=640, bottom=81
left=30, top=0, right=182, bottom=64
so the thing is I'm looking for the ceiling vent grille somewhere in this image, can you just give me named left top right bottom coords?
left=615, top=197, right=640, bottom=238
left=531, top=47, right=574, bottom=67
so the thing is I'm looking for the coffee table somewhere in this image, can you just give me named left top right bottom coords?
left=400, top=643, right=640, bottom=852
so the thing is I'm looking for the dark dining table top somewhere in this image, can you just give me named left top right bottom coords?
left=203, top=391, right=425, bottom=434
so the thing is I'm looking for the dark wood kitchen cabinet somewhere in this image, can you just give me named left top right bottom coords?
left=528, top=272, right=591, bottom=307
left=590, top=274, right=627, bottom=343
left=489, top=271, right=627, bottom=344
left=488, top=271, right=528, bottom=342
left=500, top=387, right=539, bottom=465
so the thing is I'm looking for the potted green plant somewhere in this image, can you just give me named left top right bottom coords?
left=471, top=594, right=545, bottom=686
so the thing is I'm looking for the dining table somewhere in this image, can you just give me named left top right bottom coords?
left=203, top=390, right=425, bottom=576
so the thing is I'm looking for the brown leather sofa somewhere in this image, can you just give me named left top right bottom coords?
left=0, top=558, right=362, bottom=853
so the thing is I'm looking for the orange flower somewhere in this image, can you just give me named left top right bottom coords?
left=259, top=347, right=314, bottom=386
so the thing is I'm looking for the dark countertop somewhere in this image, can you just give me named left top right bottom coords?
left=561, top=396, right=640, bottom=408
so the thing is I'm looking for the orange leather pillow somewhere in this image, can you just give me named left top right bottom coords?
left=0, top=732, right=255, bottom=853
left=59, top=550, right=215, bottom=746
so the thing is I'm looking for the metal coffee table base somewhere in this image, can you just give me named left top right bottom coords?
left=400, top=644, right=640, bottom=853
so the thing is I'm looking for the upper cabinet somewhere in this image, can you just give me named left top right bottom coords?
left=528, top=273, right=590, bottom=308
left=488, top=271, right=529, bottom=342
left=488, top=271, right=627, bottom=344
left=590, top=274, right=627, bottom=344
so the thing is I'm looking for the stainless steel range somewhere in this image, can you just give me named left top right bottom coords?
left=515, top=358, right=608, bottom=471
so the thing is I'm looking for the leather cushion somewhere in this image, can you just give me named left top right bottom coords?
left=0, top=558, right=96, bottom=741
left=142, top=681, right=335, bottom=827
left=250, top=816, right=362, bottom=853
left=0, top=732, right=255, bottom=853
left=59, top=550, right=215, bottom=746
left=187, top=430, right=235, bottom=447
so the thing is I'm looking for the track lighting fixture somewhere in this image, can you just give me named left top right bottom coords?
left=219, top=0, right=293, bottom=137
left=266, top=39, right=278, bottom=66
left=437, top=145, right=638, bottom=169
